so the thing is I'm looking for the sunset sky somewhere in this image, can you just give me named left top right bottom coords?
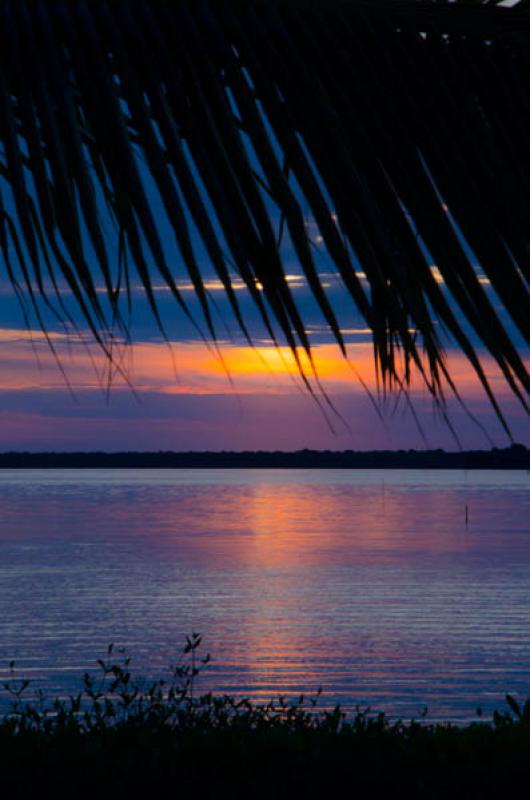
left=0, top=0, right=526, bottom=457
left=0, top=41, right=526, bottom=457
left=0, top=252, right=527, bottom=451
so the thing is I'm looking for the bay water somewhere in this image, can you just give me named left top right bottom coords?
left=1, top=468, right=529, bottom=723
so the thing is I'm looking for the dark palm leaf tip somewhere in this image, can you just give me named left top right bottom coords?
left=0, top=0, right=528, bottom=425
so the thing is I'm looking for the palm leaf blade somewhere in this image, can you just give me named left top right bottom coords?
left=0, top=0, right=527, bottom=421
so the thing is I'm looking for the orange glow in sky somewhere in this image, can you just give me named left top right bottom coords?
left=0, top=328, right=521, bottom=402
left=0, top=327, right=526, bottom=451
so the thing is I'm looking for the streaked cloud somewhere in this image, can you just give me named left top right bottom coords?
left=0, top=326, right=526, bottom=452
left=0, top=326, right=523, bottom=401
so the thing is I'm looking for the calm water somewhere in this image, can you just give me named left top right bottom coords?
left=0, top=468, right=529, bottom=723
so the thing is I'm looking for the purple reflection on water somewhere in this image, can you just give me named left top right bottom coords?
left=0, top=469, right=529, bottom=722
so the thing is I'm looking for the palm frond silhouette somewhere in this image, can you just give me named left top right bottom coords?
left=0, top=0, right=528, bottom=430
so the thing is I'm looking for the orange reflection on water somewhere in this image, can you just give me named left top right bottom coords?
left=224, top=481, right=477, bottom=570
left=1, top=470, right=529, bottom=719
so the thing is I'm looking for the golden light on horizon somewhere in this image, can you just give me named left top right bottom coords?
left=0, top=327, right=522, bottom=404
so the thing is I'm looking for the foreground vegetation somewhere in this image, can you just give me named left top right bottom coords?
left=2, top=635, right=530, bottom=797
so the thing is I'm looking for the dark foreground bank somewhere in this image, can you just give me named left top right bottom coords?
left=2, top=637, right=530, bottom=797
left=0, top=443, right=529, bottom=469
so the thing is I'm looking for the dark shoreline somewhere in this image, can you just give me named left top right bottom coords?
left=0, top=444, right=528, bottom=469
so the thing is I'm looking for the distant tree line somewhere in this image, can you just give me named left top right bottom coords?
left=0, top=445, right=528, bottom=469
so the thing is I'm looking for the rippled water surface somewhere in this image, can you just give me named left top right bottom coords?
left=1, top=468, right=529, bottom=722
